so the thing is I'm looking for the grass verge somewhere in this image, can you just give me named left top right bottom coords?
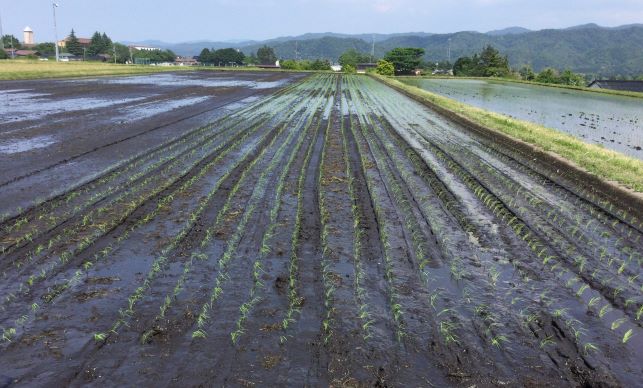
left=0, top=60, right=323, bottom=80
left=0, top=60, right=195, bottom=80
left=373, top=74, right=643, bottom=193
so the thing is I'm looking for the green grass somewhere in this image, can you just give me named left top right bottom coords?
left=397, top=75, right=643, bottom=99
left=0, top=59, right=199, bottom=80
left=0, top=60, right=327, bottom=80
left=374, top=74, right=643, bottom=193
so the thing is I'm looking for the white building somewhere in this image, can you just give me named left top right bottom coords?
left=23, top=26, right=34, bottom=45
left=129, top=45, right=161, bottom=51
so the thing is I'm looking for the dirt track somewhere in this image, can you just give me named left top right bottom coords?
left=0, top=72, right=641, bottom=387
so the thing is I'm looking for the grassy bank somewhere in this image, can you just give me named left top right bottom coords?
left=397, top=75, right=643, bottom=99
left=374, top=74, right=643, bottom=193
left=0, top=60, right=322, bottom=80
left=0, top=60, right=194, bottom=80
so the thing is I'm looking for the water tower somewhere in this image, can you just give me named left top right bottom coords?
left=23, top=26, right=34, bottom=45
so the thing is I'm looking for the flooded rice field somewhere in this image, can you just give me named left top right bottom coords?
left=401, top=78, right=643, bottom=159
left=0, top=73, right=641, bottom=387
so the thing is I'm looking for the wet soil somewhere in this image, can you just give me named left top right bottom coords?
left=0, top=73, right=641, bottom=387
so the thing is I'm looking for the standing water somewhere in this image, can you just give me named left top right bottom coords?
left=401, top=78, right=643, bottom=160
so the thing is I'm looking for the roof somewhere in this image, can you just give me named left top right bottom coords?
left=24, top=26, right=33, bottom=32
left=15, top=50, right=40, bottom=56
left=587, top=80, right=643, bottom=93
left=63, top=37, right=92, bottom=44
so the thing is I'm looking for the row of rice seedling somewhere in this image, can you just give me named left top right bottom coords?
left=0, top=78, right=313, bottom=308
left=0, top=107, right=276, bottom=312
left=437, top=140, right=641, bottom=324
left=468, top=142, right=642, bottom=265
left=0, top=112, right=252, bottom=257
left=191, top=76, right=333, bottom=340
left=343, top=78, right=408, bottom=342
left=0, top=109, right=279, bottom=344
left=2, top=77, right=322, bottom=344
left=228, top=103, right=324, bottom=345
left=409, top=122, right=637, bottom=349
left=280, top=107, right=326, bottom=341
left=338, top=81, right=377, bottom=341
left=358, top=76, right=641, bottom=375
left=97, top=75, right=332, bottom=342
left=347, top=76, right=500, bottom=354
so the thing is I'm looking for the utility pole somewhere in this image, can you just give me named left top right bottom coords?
left=0, top=9, right=5, bottom=52
left=447, top=38, right=451, bottom=64
left=52, top=2, right=60, bottom=62
left=371, top=34, right=375, bottom=63
left=113, top=43, right=116, bottom=64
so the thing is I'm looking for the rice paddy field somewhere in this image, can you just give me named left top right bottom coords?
left=0, top=72, right=641, bottom=387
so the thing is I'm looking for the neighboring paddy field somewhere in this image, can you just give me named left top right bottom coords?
left=400, top=77, right=643, bottom=159
left=0, top=72, right=641, bottom=386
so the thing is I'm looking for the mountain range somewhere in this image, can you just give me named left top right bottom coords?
left=124, top=24, right=643, bottom=77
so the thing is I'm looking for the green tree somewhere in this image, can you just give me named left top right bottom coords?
left=66, top=29, right=84, bottom=56
left=384, top=47, right=425, bottom=75
left=343, top=64, right=356, bottom=74
left=211, top=48, right=245, bottom=66
left=198, top=48, right=212, bottom=63
left=479, top=45, right=510, bottom=77
left=280, top=59, right=300, bottom=70
left=87, top=32, right=113, bottom=56
left=453, top=55, right=476, bottom=76
left=245, top=54, right=258, bottom=65
left=133, top=49, right=176, bottom=64
left=0, top=49, right=7, bottom=59
left=338, top=49, right=372, bottom=68
left=113, top=43, right=131, bottom=64
left=2, top=35, right=21, bottom=50
left=34, top=42, right=56, bottom=55
left=453, top=45, right=509, bottom=77
left=519, top=65, right=535, bottom=81
left=559, top=69, right=585, bottom=86
left=375, top=60, right=395, bottom=76
left=309, top=59, right=331, bottom=70
left=257, top=45, right=277, bottom=65
left=535, top=68, right=559, bottom=84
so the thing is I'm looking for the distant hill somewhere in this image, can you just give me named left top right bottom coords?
left=486, top=27, right=531, bottom=36
left=124, top=24, right=643, bottom=77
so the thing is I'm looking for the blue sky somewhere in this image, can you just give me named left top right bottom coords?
left=1, top=0, right=642, bottom=43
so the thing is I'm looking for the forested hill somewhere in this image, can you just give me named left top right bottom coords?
left=138, top=24, right=643, bottom=77
left=242, top=25, right=643, bottom=77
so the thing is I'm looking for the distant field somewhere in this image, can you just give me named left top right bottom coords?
left=0, top=60, right=193, bottom=80
left=0, top=60, right=308, bottom=80
left=400, top=75, right=643, bottom=99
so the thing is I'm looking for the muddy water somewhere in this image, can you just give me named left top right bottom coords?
left=96, top=72, right=290, bottom=90
left=401, top=78, right=643, bottom=159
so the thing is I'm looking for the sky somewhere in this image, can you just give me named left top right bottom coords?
left=1, top=0, right=642, bottom=43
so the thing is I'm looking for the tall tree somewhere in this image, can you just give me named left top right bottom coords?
left=212, top=48, right=245, bottom=65
left=88, top=32, right=113, bottom=56
left=453, top=45, right=510, bottom=77
left=383, top=47, right=425, bottom=75
left=478, top=45, right=510, bottom=77
left=338, top=49, right=372, bottom=68
left=2, top=35, right=21, bottom=50
left=66, top=29, right=84, bottom=56
left=376, top=60, right=395, bottom=76
left=198, top=48, right=212, bottom=63
left=257, top=45, right=277, bottom=65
